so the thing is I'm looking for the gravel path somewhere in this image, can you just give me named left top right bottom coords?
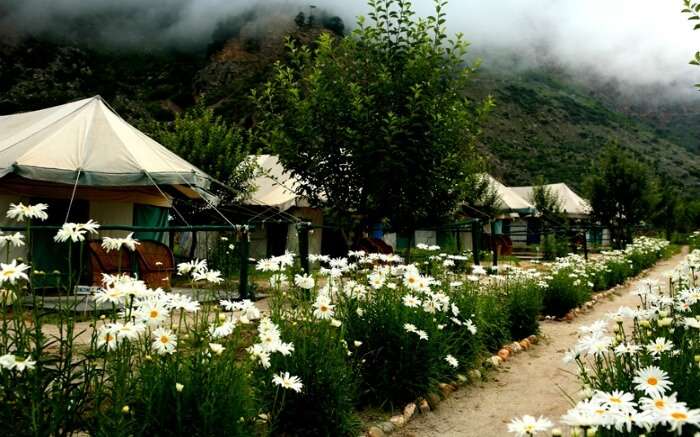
left=397, top=248, right=688, bottom=437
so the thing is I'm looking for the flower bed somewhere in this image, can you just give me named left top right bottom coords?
left=511, top=247, right=700, bottom=436
left=0, top=203, right=673, bottom=436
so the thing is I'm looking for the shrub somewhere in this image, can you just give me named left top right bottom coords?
left=339, top=285, right=455, bottom=408
left=504, top=280, right=543, bottom=339
left=260, top=316, right=360, bottom=436
left=475, top=291, right=511, bottom=352
left=542, top=267, right=590, bottom=317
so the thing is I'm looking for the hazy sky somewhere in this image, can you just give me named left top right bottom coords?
left=2, top=0, right=699, bottom=99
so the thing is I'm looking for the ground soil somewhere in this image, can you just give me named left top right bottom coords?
left=396, top=248, right=688, bottom=437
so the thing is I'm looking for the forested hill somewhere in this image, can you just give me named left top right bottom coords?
left=2, top=25, right=700, bottom=195
left=467, top=71, right=700, bottom=194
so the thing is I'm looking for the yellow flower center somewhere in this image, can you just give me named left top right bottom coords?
left=3, top=270, right=14, bottom=277
left=105, top=334, right=114, bottom=342
left=160, top=336, right=170, bottom=344
left=671, top=412, right=688, bottom=421
left=655, top=400, right=665, bottom=409
left=149, top=310, right=159, bottom=319
left=609, top=397, right=622, bottom=404
left=647, top=377, right=658, bottom=386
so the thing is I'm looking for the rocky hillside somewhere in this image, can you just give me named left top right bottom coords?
left=1, top=23, right=699, bottom=196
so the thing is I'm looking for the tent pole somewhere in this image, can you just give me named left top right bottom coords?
left=471, top=220, right=480, bottom=266
left=239, top=228, right=250, bottom=300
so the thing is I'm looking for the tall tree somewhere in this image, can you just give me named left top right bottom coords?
left=253, top=0, right=493, bottom=239
left=585, top=144, right=656, bottom=248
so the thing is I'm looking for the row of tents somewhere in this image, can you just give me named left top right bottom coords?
left=0, top=97, right=604, bottom=270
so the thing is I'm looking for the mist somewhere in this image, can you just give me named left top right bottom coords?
left=2, top=0, right=699, bottom=101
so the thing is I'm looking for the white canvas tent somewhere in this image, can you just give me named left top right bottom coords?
left=245, top=154, right=310, bottom=211
left=244, top=154, right=322, bottom=258
left=510, top=183, right=591, bottom=219
left=0, top=96, right=214, bottom=200
left=480, top=174, right=535, bottom=216
left=0, top=96, right=218, bottom=262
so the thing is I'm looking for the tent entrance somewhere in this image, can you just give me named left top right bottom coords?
left=30, top=198, right=89, bottom=289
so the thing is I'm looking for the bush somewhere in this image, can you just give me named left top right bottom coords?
left=340, top=285, right=457, bottom=408
left=261, top=316, right=360, bottom=436
left=476, top=292, right=511, bottom=352
left=542, top=267, right=590, bottom=317
left=505, top=280, right=543, bottom=339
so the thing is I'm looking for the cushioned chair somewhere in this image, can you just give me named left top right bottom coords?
left=86, top=240, right=132, bottom=286
left=134, top=240, right=175, bottom=289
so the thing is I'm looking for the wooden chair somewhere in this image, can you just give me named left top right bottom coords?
left=134, top=240, right=175, bottom=290
left=86, top=241, right=132, bottom=286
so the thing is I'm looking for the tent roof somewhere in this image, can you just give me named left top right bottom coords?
left=0, top=96, right=213, bottom=198
left=480, top=174, right=535, bottom=215
left=510, top=183, right=591, bottom=218
left=244, top=154, right=309, bottom=211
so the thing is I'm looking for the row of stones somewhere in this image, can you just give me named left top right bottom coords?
left=364, top=334, right=540, bottom=437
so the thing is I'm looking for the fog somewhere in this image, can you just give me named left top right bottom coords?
left=2, top=0, right=699, bottom=99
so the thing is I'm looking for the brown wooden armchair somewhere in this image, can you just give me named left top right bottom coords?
left=86, top=241, right=132, bottom=286
left=134, top=240, right=175, bottom=290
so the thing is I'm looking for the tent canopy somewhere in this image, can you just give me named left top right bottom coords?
left=0, top=96, right=214, bottom=200
left=244, top=154, right=310, bottom=211
left=510, top=183, right=591, bottom=218
left=479, top=174, right=535, bottom=215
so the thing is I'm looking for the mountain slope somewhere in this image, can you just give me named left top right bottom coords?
left=470, top=71, right=700, bottom=194
left=1, top=32, right=699, bottom=196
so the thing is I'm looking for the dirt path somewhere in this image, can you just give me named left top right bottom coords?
left=397, top=248, right=689, bottom=437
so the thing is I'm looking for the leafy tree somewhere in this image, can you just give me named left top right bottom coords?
left=530, top=175, right=564, bottom=222
left=683, top=0, right=700, bottom=84
left=253, top=0, right=493, bottom=240
left=585, top=144, right=656, bottom=248
left=463, top=174, right=505, bottom=219
left=145, top=104, right=256, bottom=207
left=650, top=173, right=681, bottom=239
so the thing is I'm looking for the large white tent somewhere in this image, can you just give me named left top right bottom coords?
left=479, top=174, right=535, bottom=215
left=0, top=96, right=219, bottom=268
left=0, top=96, right=213, bottom=201
left=510, top=183, right=591, bottom=219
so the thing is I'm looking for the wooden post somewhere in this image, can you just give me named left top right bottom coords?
left=239, top=228, right=250, bottom=300
left=298, top=222, right=310, bottom=274
left=471, top=220, right=480, bottom=265
left=582, top=228, right=589, bottom=261
left=491, top=220, right=498, bottom=267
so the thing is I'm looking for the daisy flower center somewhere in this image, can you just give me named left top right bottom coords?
left=149, top=310, right=159, bottom=318
left=671, top=412, right=688, bottom=421
left=655, top=400, right=665, bottom=409
left=647, top=377, right=658, bottom=386
left=160, top=336, right=170, bottom=344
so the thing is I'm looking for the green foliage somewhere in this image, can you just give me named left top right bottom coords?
left=339, top=286, right=454, bottom=408
left=123, top=345, right=256, bottom=437
left=261, top=316, right=360, bottom=436
left=476, top=292, right=511, bottom=352
left=542, top=268, right=590, bottom=318
left=585, top=143, right=657, bottom=249
left=253, top=0, right=493, bottom=234
left=504, top=280, right=543, bottom=339
left=530, top=176, right=564, bottom=221
left=145, top=104, right=256, bottom=205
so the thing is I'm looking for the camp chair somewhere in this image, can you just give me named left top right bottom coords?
left=353, top=237, right=394, bottom=255
left=134, top=240, right=175, bottom=290
left=86, top=240, right=132, bottom=286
